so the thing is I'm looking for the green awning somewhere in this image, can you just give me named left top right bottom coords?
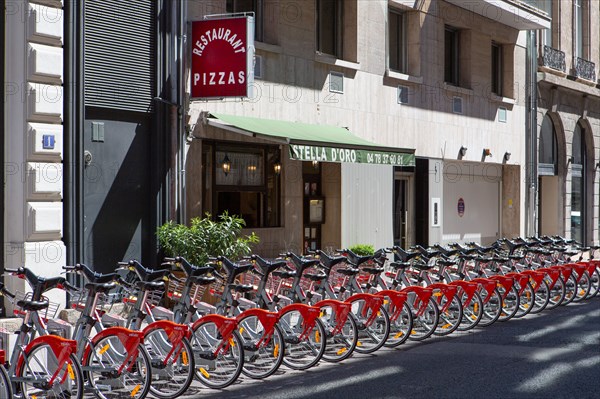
left=206, top=113, right=415, bottom=166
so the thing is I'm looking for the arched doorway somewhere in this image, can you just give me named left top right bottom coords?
left=538, top=114, right=561, bottom=235
left=571, top=122, right=587, bottom=244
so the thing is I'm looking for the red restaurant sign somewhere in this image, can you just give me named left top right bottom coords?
left=191, top=16, right=254, bottom=99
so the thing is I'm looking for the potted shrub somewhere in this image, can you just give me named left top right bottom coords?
left=156, top=212, right=259, bottom=304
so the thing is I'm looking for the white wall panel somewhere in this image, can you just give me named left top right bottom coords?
left=442, top=162, right=501, bottom=245
left=341, top=163, right=393, bottom=249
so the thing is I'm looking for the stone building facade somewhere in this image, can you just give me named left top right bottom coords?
left=186, top=0, right=551, bottom=254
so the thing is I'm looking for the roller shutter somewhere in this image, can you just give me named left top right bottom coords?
left=84, top=0, right=156, bottom=113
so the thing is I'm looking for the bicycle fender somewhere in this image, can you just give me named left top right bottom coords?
left=142, top=320, right=192, bottom=341
left=314, top=299, right=352, bottom=335
left=16, top=335, right=78, bottom=377
left=345, top=293, right=384, bottom=326
left=506, top=272, right=534, bottom=296
left=374, top=290, right=408, bottom=322
left=447, top=281, right=477, bottom=307
left=236, top=308, right=280, bottom=347
left=470, top=278, right=497, bottom=304
left=82, top=327, right=144, bottom=364
left=428, top=283, right=458, bottom=313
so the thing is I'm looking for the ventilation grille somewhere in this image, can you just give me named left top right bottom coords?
left=84, top=0, right=156, bottom=113
left=398, top=85, right=408, bottom=104
left=254, top=55, right=263, bottom=79
left=452, top=97, right=463, bottom=114
left=498, top=107, right=507, bottom=123
left=329, top=71, right=344, bottom=93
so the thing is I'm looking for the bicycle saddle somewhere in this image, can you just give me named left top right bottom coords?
left=342, top=249, right=373, bottom=267
left=272, top=270, right=296, bottom=279
left=84, top=281, right=117, bottom=294
left=336, top=267, right=359, bottom=276
left=304, top=272, right=327, bottom=281
left=229, top=284, right=254, bottom=294
left=17, top=299, right=49, bottom=312
left=316, top=250, right=347, bottom=268
left=191, top=275, right=216, bottom=286
left=362, top=267, right=384, bottom=274
left=389, top=261, right=411, bottom=270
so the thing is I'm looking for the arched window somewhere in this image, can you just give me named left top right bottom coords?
left=539, top=114, right=558, bottom=175
left=571, top=123, right=587, bottom=244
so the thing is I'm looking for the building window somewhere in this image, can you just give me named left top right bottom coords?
left=227, top=0, right=264, bottom=42
left=538, top=114, right=558, bottom=175
left=203, top=142, right=281, bottom=228
left=574, top=0, right=583, bottom=58
left=444, top=26, right=460, bottom=86
left=571, top=123, right=587, bottom=244
left=491, top=42, right=503, bottom=96
left=317, top=0, right=343, bottom=58
left=389, top=9, right=407, bottom=73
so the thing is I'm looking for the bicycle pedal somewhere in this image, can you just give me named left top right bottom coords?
left=151, top=359, right=167, bottom=369
left=195, top=350, right=216, bottom=361
left=243, top=343, right=258, bottom=352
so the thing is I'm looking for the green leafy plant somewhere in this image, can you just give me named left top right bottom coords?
left=348, top=244, right=375, bottom=256
left=156, top=212, right=259, bottom=267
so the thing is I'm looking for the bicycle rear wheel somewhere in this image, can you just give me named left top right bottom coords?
left=278, top=309, right=326, bottom=370
left=17, top=345, right=84, bottom=399
left=238, top=315, right=285, bottom=379
left=191, top=320, right=244, bottom=389
left=83, top=336, right=152, bottom=399
left=144, top=329, right=194, bottom=399
left=349, top=299, right=390, bottom=354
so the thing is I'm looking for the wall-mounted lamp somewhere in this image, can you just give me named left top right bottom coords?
left=567, top=156, right=574, bottom=165
left=503, top=152, right=511, bottom=162
left=459, top=146, right=468, bottom=158
left=273, top=158, right=282, bottom=175
left=221, top=154, right=231, bottom=176
left=483, top=149, right=492, bottom=158
left=312, top=160, right=319, bottom=169
left=595, top=162, right=600, bottom=171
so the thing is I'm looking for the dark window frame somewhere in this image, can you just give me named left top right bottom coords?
left=226, top=0, right=264, bottom=42
left=389, top=9, right=407, bottom=73
left=444, top=26, right=460, bottom=86
left=317, top=0, right=343, bottom=58
left=491, top=42, right=503, bottom=96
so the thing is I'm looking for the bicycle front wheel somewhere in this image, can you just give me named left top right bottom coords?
left=18, top=345, right=84, bottom=399
left=384, top=302, right=413, bottom=347
left=433, top=294, right=463, bottom=336
left=408, top=296, right=439, bottom=341
left=320, top=307, right=358, bottom=362
left=349, top=299, right=390, bottom=354
left=529, top=279, right=550, bottom=314
left=497, top=285, right=520, bottom=322
left=457, top=291, right=483, bottom=331
left=573, top=271, right=591, bottom=302
left=191, top=320, right=244, bottom=389
left=514, top=282, right=535, bottom=318
left=144, top=329, right=194, bottom=399
left=278, top=308, right=326, bottom=371
left=238, top=315, right=285, bottom=379
left=83, top=336, right=152, bottom=399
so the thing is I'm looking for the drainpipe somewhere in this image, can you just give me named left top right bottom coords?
left=525, top=30, right=538, bottom=237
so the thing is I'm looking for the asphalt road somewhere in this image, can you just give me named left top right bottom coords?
left=180, top=297, right=600, bottom=399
